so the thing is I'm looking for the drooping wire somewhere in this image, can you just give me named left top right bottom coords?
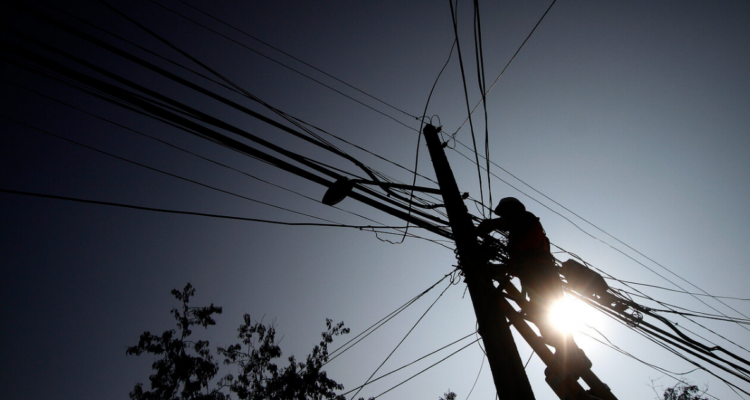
left=465, top=352, right=485, bottom=400
left=29, top=0, right=448, bottom=222
left=453, top=0, right=558, bottom=135
left=2, top=26, right=455, bottom=234
left=0, top=80, right=458, bottom=248
left=448, top=0, right=485, bottom=216
left=585, top=300, right=750, bottom=398
left=7, top=1, right=456, bottom=235
left=395, top=39, right=458, bottom=244
left=473, top=0, right=492, bottom=211
left=101, top=0, right=448, bottom=213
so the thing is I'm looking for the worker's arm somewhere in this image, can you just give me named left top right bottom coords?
left=475, top=217, right=509, bottom=236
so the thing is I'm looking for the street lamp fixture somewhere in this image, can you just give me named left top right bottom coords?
left=321, top=177, right=442, bottom=206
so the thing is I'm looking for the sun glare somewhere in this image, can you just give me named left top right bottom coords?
left=548, top=296, right=596, bottom=334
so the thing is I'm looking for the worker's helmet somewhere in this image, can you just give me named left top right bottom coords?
left=494, top=197, right=525, bottom=217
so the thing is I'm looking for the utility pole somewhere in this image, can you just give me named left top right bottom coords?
left=422, top=124, right=536, bottom=400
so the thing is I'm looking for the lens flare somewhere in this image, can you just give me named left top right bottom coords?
left=548, top=296, right=594, bottom=333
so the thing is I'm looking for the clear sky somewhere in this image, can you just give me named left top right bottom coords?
left=1, top=1, right=749, bottom=399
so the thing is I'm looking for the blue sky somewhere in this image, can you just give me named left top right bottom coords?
left=1, top=1, right=749, bottom=399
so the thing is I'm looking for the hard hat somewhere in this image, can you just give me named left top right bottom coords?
left=494, top=197, right=525, bottom=216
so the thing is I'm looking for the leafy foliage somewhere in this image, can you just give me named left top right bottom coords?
left=218, top=315, right=350, bottom=400
left=126, top=283, right=225, bottom=400
left=127, top=284, right=352, bottom=400
left=662, top=382, right=708, bottom=400
left=439, top=390, right=457, bottom=400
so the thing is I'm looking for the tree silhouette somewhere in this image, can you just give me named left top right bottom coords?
left=126, top=283, right=226, bottom=400
left=217, top=315, right=349, bottom=400
left=127, top=284, right=351, bottom=400
left=662, top=382, right=708, bottom=400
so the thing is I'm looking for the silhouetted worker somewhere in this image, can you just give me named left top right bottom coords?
left=475, top=197, right=561, bottom=312
left=476, top=198, right=584, bottom=381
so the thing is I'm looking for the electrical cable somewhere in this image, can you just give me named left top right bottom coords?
left=465, top=353, right=485, bottom=400
left=5, top=56, right=449, bottom=236
left=523, top=351, right=535, bottom=369
left=0, top=188, right=417, bottom=230
left=2, top=115, right=345, bottom=224
left=3, top=3, right=456, bottom=234
left=649, top=309, right=750, bottom=325
left=557, top=249, right=750, bottom=362
left=146, top=0, right=418, bottom=132
left=611, top=280, right=750, bottom=301
left=356, top=338, right=480, bottom=400
left=580, top=329, right=725, bottom=400
left=33, top=0, right=249, bottom=99
left=453, top=0, right=558, bottom=135
left=56, top=0, right=446, bottom=217
left=350, top=280, right=453, bottom=400
left=582, top=297, right=750, bottom=398
left=326, top=272, right=455, bottom=364
left=450, top=138, right=750, bottom=335
left=451, top=132, right=750, bottom=331
left=337, top=332, right=477, bottom=397
left=396, top=39, right=457, bottom=243
left=472, top=0, right=492, bottom=212
left=575, top=290, right=750, bottom=387
left=173, top=0, right=419, bottom=121
left=635, top=325, right=750, bottom=397
left=448, top=0, right=485, bottom=216
left=4, top=69, right=435, bottom=239
left=0, top=34, right=455, bottom=235
left=562, top=251, right=750, bottom=359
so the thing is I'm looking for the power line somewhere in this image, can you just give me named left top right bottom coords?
left=397, top=39, right=457, bottom=244
left=33, top=0, right=248, bottom=99
left=360, top=338, right=480, bottom=399
left=590, top=301, right=750, bottom=397
left=5, top=1, right=458, bottom=234
left=350, top=280, right=453, bottom=400
left=0, top=188, right=413, bottom=230
left=0, top=81, right=449, bottom=250
left=1, top=30, right=455, bottom=235
left=576, top=290, right=750, bottom=391
left=472, top=0, right=492, bottom=211
left=611, top=280, right=750, bottom=301
left=172, top=0, right=420, bottom=121
left=558, top=248, right=750, bottom=358
left=338, top=332, right=477, bottom=397
left=465, top=352, right=485, bottom=400
left=25, top=0, right=448, bottom=223
left=448, top=0, right=485, bottom=216
left=450, top=138, right=750, bottom=334
left=2, top=115, right=344, bottom=224
left=453, top=0, right=558, bottom=135
left=324, top=272, right=456, bottom=366
left=579, top=328, right=724, bottom=400
left=146, top=0, right=419, bottom=132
